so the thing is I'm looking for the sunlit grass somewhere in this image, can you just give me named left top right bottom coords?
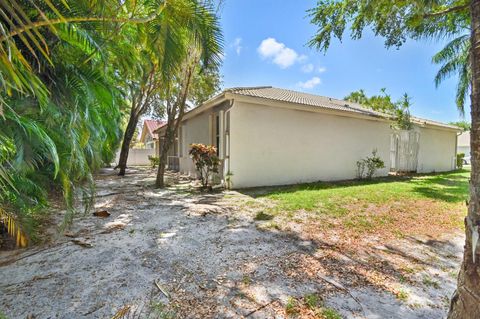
left=247, top=169, right=469, bottom=236
left=261, top=169, right=469, bottom=210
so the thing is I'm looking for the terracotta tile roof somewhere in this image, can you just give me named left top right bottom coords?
left=226, top=86, right=459, bottom=130
left=226, top=86, right=385, bottom=118
left=143, top=120, right=165, bottom=139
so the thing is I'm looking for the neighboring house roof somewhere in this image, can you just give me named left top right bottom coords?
left=458, top=131, right=470, bottom=147
left=140, top=120, right=166, bottom=142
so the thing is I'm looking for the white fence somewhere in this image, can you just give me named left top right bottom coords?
left=390, top=130, right=420, bottom=172
left=114, top=148, right=156, bottom=166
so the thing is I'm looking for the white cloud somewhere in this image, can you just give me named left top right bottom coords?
left=258, top=38, right=301, bottom=68
left=232, top=37, right=242, bottom=55
left=301, top=63, right=314, bottom=73
left=317, top=66, right=327, bottom=73
left=298, top=55, right=308, bottom=63
left=297, top=77, right=322, bottom=89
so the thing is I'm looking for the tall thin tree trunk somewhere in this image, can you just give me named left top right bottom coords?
left=155, top=61, right=194, bottom=188
left=448, top=1, right=480, bottom=317
left=155, top=125, right=175, bottom=187
left=116, top=110, right=138, bottom=176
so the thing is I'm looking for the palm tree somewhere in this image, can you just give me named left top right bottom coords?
left=0, top=0, right=166, bottom=242
left=116, top=0, right=223, bottom=177
left=432, top=34, right=471, bottom=115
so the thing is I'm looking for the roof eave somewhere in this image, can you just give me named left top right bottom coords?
left=227, top=92, right=391, bottom=123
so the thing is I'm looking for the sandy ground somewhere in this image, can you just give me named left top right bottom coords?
left=0, top=168, right=464, bottom=319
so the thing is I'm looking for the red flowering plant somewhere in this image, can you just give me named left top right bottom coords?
left=189, top=144, right=220, bottom=188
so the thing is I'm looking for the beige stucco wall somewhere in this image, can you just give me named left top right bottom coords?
left=417, top=126, right=457, bottom=173
left=228, top=101, right=392, bottom=188
left=178, top=111, right=212, bottom=175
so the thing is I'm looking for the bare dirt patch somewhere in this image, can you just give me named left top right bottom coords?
left=0, top=169, right=464, bottom=318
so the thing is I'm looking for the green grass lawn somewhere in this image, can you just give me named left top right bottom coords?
left=249, top=169, right=469, bottom=237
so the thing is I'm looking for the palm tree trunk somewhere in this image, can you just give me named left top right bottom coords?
left=116, top=111, right=139, bottom=176
left=448, top=1, right=480, bottom=317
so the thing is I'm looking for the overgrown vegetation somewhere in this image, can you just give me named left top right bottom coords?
left=457, top=153, right=466, bottom=169
left=148, top=156, right=160, bottom=168
left=189, top=144, right=220, bottom=188
left=356, top=149, right=385, bottom=179
left=344, top=88, right=413, bottom=129
left=0, top=0, right=224, bottom=246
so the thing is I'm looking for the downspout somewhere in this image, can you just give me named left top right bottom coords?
left=224, top=98, right=234, bottom=188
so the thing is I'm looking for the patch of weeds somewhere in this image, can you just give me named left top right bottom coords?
left=449, top=270, right=459, bottom=279
left=304, top=293, right=321, bottom=310
left=150, top=301, right=176, bottom=319
left=265, top=221, right=281, bottom=230
left=254, top=211, right=273, bottom=221
left=398, top=274, right=407, bottom=284
left=396, top=289, right=409, bottom=302
left=344, top=216, right=375, bottom=232
left=400, top=265, right=416, bottom=274
left=237, top=291, right=247, bottom=299
left=393, top=229, right=406, bottom=238
left=422, top=275, right=440, bottom=289
left=0, top=311, right=8, bottom=319
left=285, top=297, right=299, bottom=316
left=242, top=275, right=252, bottom=286
left=321, top=307, right=342, bottom=319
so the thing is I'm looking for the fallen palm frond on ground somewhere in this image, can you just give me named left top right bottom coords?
left=0, top=208, right=28, bottom=248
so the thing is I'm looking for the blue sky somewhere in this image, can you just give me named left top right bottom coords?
left=218, top=0, right=467, bottom=123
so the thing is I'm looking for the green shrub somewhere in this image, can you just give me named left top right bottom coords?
left=456, top=153, right=465, bottom=169
left=285, top=297, right=298, bottom=315
left=189, top=144, right=220, bottom=188
left=148, top=155, right=160, bottom=168
left=356, top=149, right=385, bottom=179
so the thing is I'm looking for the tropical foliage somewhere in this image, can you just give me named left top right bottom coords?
left=117, top=0, right=223, bottom=176
left=449, top=120, right=471, bottom=130
left=344, top=89, right=413, bottom=129
left=155, top=6, right=223, bottom=188
left=0, top=0, right=223, bottom=245
left=433, top=34, right=471, bottom=114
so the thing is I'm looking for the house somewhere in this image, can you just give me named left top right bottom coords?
left=139, top=120, right=165, bottom=150
left=114, top=119, right=165, bottom=167
left=155, top=86, right=460, bottom=188
left=457, top=131, right=470, bottom=163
